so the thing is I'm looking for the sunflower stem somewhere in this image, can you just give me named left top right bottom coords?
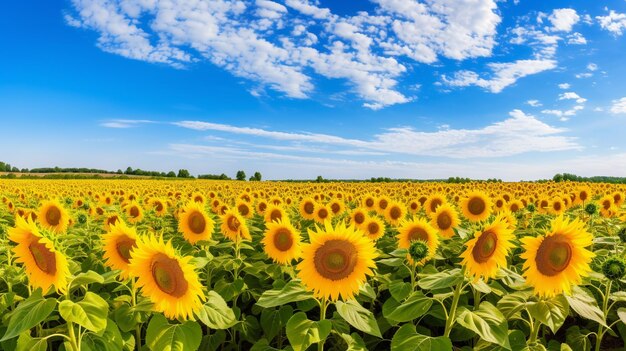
left=443, top=275, right=465, bottom=338
left=318, top=298, right=328, bottom=351
left=131, top=279, right=142, bottom=350
left=595, top=280, right=612, bottom=351
left=528, top=318, right=541, bottom=345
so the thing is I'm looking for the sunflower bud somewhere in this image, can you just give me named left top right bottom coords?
left=65, top=197, right=73, bottom=205
left=77, top=213, right=88, bottom=224
left=585, top=203, right=597, bottom=215
left=602, top=256, right=626, bottom=281
left=527, top=204, right=536, bottom=213
left=409, top=240, right=429, bottom=263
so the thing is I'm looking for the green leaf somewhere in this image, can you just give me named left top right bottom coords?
left=1, top=290, right=57, bottom=341
left=456, top=302, right=510, bottom=350
left=195, top=291, right=237, bottom=329
left=340, top=333, right=368, bottom=351
left=384, top=292, right=432, bottom=323
left=15, top=333, right=47, bottom=351
left=145, top=314, right=202, bottom=351
left=497, top=290, right=531, bottom=319
left=565, top=326, right=591, bottom=351
left=81, top=319, right=123, bottom=351
left=59, top=292, right=109, bottom=333
left=565, top=287, right=607, bottom=327
left=526, top=295, right=569, bottom=334
left=286, top=312, right=332, bottom=351
left=69, top=271, right=104, bottom=290
left=389, top=281, right=412, bottom=301
left=618, top=308, right=626, bottom=325
left=256, top=280, right=314, bottom=308
left=335, top=300, right=382, bottom=337
left=417, top=269, right=463, bottom=290
left=358, top=283, right=376, bottom=299
left=390, top=324, right=452, bottom=351
left=260, top=305, right=293, bottom=342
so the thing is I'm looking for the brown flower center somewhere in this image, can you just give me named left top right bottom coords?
left=365, top=198, right=374, bottom=207
left=408, top=227, right=429, bottom=242
left=270, top=209, right=282, bottom=223
left=368, top=222, right=380, bottom=235
left=379, top=199, right=388, bottom=210
left=318, top=208, right=329, bottom=219
left=467, top=197, right=486, bottom=216
left=331, top=203, right=341, bottom=214
left=436, top=212, right=452, bottom=230
left=273, top=228, right=293, bottom=251
left=227, top=215, right=241, bottom=232
left=155, top=202, right=164, bottom=212
left=107, top=215, right=119, bottom=226
left=115, top=237, right=137, bottom=263
left=472, top=231, right=497, bottom=263
left=238, top=204, right=249, bottom=216
left=29, top=240, right=57, bottom=275
left=46, top=206, right=61, bottom=226
left=304, top=202, right=314, bottom=214
left=314, top=240, right=358, bottom=281
left=129, top=206, right=140, bottom=218
left=354, top=212, right=365, bottom=225
left=188, top=211, right=206, bottom=234
left=389, top=206, right=401, bottom=219
left=151, top=253, right=188, bottom=297
left=430, top=198, right=442, bottom=213
left=535, top=235, right=572, bottom=276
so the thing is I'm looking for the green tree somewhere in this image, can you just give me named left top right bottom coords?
left=236, top=170, right=246, bottom=181
left=177, top=169, right=191, bottom=178
left=166, top=171, right=176, bottom=177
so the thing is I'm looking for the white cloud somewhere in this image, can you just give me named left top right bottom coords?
left=567, top=32, right=586, bottom=44
left=610, top=97, right=626, bottom=114
left=559, top=92, right=587, bottom=104
left=597, top=10, right=626, bottom=36
left=558, top=83, right=570, bottom=89
left=575, top=72, right=593, bottom=79
left=587, top=63, right=598, bottom=71
left=442, top=59, right=556, bottom=93
left=548, top=8, right=579, bottom=32
left=175, top=109, right=579, bottom=158
left=67, top=0, right=503, bottom=109
left=526, top=99, right=542, bottom=107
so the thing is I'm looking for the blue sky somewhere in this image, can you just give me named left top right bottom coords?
left=1, top=0, right=626, bottom=180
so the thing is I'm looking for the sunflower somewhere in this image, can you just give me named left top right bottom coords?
left=328, top=199, right=345, bottom=216
left=460, top=218, right=515, bottom=281
left=256, top=200, right=268, bottom=216
left=149, top=198, right=168, bottom=217
left=38, top=199, right=70, bottom=234
left=550, top=198, right=566, bottom=215
left=220, top=209, right=251, bottom=242
left=124, top=201, right=144, bottom=224
left=430, top=203, right=459, bottom=238
left=376, top=196, right=391, bottom=214
left=396, top=218, right=439, bottom=265
left=104, top=213, right=122, bottom=230
left=264, top=204, right=286, bottom=224
left=407, top=200, right=421, bottom=214
left=460, top=191, right=492, bottom=222
left=128, top=236, right=205, bottom=320
left=297, top=221, right=378, bottom=301
left=349, top=208, right=368, bottom=228
left=508, top=200, right=523, bottom=213
left=384, top=201, right=406, bottom=226
left=8, top=216, right=70, bottom=293
left=262, top=219, right=301, bottom=264
left=313, top=203, right=332, bottom=224
left=191, top=192, right=206, bottom=205
left=299, top=197, right=317, bottom=220
left=362, top=216, right=386, bottom=241
left=425, top=194, right=446, bottom=215
left=103, top=220, right=138, bottom=279
left=520, top=216, right=594, bottom=297
left=235, top=200, right=253, bottom=219
left=178, top=201, right=214, bottom=244
left=599, top=195, right=617, bottom=218
left=361, top=194, right=376, bottom=211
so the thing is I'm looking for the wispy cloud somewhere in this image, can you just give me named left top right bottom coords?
left=100, top=119, right=157, bottom=128
left=175, top=109, right=580, bottom=159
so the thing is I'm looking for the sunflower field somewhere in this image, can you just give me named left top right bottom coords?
left=1, top=180, right=626, bottom=351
